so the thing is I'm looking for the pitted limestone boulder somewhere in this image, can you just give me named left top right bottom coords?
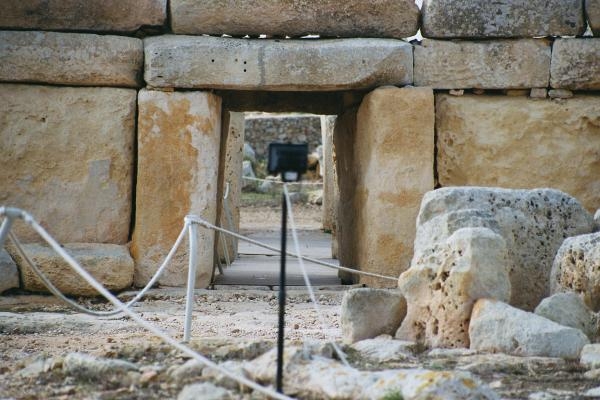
left=0, top=31, right=143, bottom=88
left=396, top=227, right=511, bottom=348
left=406, top=187, right=594, bottom=312
left=144, top=36, right=413, bottom=91
left=170, top=0, right=419, bottom=38
left=550, top=38, right=600, bottom=91
left=421, top=0, right=585, bottom=38
left=551, top=232, right=600, bottom=312
left=534, top=292, right=598, bottom=341
left=414, top=39, right=550, bottom=89
left=0, top=0, right=166, bottom=33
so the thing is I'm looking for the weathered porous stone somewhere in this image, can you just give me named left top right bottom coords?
left=396, top=227, right=511, bottom=348
left=0, top=250, right=19, bottom=294
left=0, top=84, right=135, bottom=244
left=178, top=382, right=232, bottom=400
left=144, top=36, right=413, bottom=91
left=421, top=0, right=585, bottom=38
left=170, top=0, right=419, bottom=38
left=551, top=232, right=600, bottom=312
left=351, top=336, right=418, bottom=363
left=131, top=90, right=221, bottom=288
left=470, top=299, right=589, bottom=359
left=414, top=39, right=550, bottom=89
left=534, top=293, right=598, bottom=341
left=581, top=344, right=600, bottom=369
left=335, top=86, right=434, bottom=286
left=0, top=31, right=143, bottom=87
left=341, top=288, right=407, bottom=344
left=530, top=88, right=548, bottom=98
left=408, top=187, right=595, bottom=311
left=550, top=39, right=600, bottom=90
left=167, top=359, right=204, bottom=383
left=548, top=89, right=574, bottom=99
left=63, top=353, right=138, bottom=381
left=201, top=360, right=247, bottom=392
left=321, top=115, right=337, bottom=233
left=587, top=0, right=600, bottom=36
left=0, top=0, right=166, bottom=32
left=436, top=94, right=600, bottom=212
left=7, top=243, right=133, bottom=296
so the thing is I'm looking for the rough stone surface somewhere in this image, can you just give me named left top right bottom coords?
left=0, top=0, right=166, bottom=32
left=144, top=36, right=413, bottom=91
left=421, top=0, right=585, bottom=38
left=0, top=250, right=19, bottom=294
left=321, top=116, right=337, bottom=233
left=396, top=227, right=511, bottom=348
left=550, top=39, right=600, bottom=90
left=7, top=243, right=134, bottom=296
left=551, top=232, right=600, bottom=312
left=350, top=336, right=417, bottom=363
left=588, top=0, right=600, bottom=36
left=170, top=0, right=419, bottom=38
left=436, top=94, right=600, bottom=213
left=216, top=111, right=245, bottom=264
left=335, top=87, right=434, bottom=286
left=340, top=288, right=407, bottom=344
left=178, top=382, right=232, bottom=400
left=63, top=353, right=138, bottom=380
left=534, top=293, right=598, bottom=341
left=408, top=187, right=595, bottom=311
left=0, top=84, right=135, bottom=244
left=167, top=359, right=204, bottom=383
left=414, top=39, right=550, bottom=89
left=581, top=344, right=600, bottom=369
left=470, top=299, right=589, bottom=359
left=131, top=90, right=221, bottom=288
left=0, top=31, right=143, bottom=87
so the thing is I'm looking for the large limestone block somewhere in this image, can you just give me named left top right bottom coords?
left=0, top=250, right=20, bottom=294
left=534, top=293, right=598, bottom=341
left=7, top=243, right=133, bottom=296
left=414, top=39, right=550, bottom=89
left=0, top=0, right=166, bottom=33
left=334, top=87, right=434, bottom=287
left=170, top=0, right=419, bottom=39
left=421, top=0, right=585, bottom=38
left=144, top=36, right=413, bottom=91
left=551, top=232, right=600, bottom=312
left=397, top=227, right=511, bottom=348
left=0, top=31, right=143, bottom=88
left=436, top=94, right=600, bottom=212
left=132, top=90, right=221, bottom=288
left=0, top=84, right=135, bottom=244
left=411, top=187, right=595, bottom=311
left=216, top=111, right=245, bottom=264
left=470, top=299, right=589, bottom=359
left=341, top=288, right=407, bottom=344
left=588, top=0, right=600, bottom=36
left=550, top=39, right=600, bottom=90
left=320, top=115, right=338, bottom=234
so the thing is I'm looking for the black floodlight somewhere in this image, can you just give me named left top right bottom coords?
left=267, top=143, right=308, bottom=182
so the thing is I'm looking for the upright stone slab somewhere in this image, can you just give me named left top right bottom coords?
left=550, top=39, right=600, bottom=91
left=588, top=0, right=600, bottom=36
left=216, top=111, right=245, bottom=264
left=0, top=84, right=135, bottom=244
left=436, top=94, right=600, bottom=212
left=321, top=115, right=337, bottom=233
left=0, top=0, right=166, bottom=32
left=145, top=36, right=413, bottom=91
left=0, top=31, right=143, bottom=88
left=335, top=87, right=434, bottom=287
left=170, top=0, right=419, bottom=38
left=414, top=39, right=550, bottom=89
left=132, top=90, right=221, bottom=288
left=421, top=0, right=585, bottom=38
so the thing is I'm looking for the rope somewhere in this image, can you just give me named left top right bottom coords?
left=2, top=207, right=293, bottom=400
left=243, top=176, right=323, bottom=186
left=283, top=184, right=349, bottom=367
left=185, top=215, right=398, bottom=282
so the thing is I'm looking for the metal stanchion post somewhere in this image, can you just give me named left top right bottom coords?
left=276, top=191, right=288, bottom=393
left=183, top=222, right=198, bottom=343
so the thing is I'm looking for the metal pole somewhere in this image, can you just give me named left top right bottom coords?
left=183, top=222, right=198, bottom=343
left=276, top=192, right=287, bottom=393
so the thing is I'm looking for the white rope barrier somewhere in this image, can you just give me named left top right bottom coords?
left=243, top=176, right=323, bottom=186
left=0, top=207, right=293, bottom=400
left=283, top=184, right=349, bottom=367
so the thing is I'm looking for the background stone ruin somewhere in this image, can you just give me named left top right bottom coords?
left=0, top=0, right=599, bottom=297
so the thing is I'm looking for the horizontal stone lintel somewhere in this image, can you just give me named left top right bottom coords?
left=0, top=31, right=143, bottom=88
left=144, top=36, right=413, bottom=91
left=551, top=38, right=600, bottom=91
left=414, top=39, right=551, bottom=89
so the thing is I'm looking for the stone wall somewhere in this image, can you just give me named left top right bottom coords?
left=0, top=0, right=599, bottom=294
